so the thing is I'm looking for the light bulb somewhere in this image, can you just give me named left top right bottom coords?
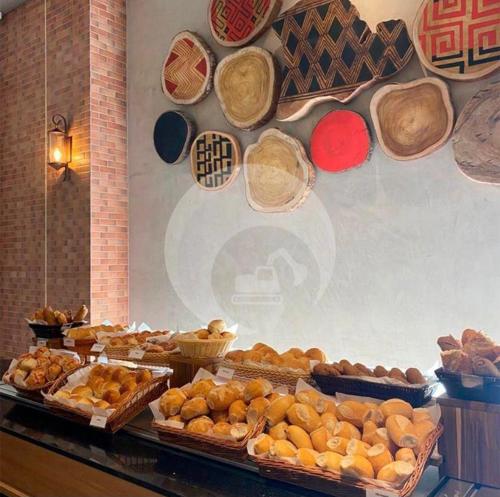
left=53, top=148, right=62, bottom=162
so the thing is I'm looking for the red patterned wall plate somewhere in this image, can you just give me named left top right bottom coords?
left=310, top=110, right=371, bottom=173
left=162, top=31, right=216, bottom=105
left=414, top=0, right=500, bottom=81
left=209, top=0, right=282, bottom=47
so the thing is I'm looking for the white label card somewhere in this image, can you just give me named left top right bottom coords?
left=366, top=488, right=398, bottom=497
left=129, top=349, right=145, bottom=360
left=216, top=367, right=234, bottom=380
left=37, top=339, right=47, bottom=346
left=98, top=354, right=108, bottom=364
left=91, top=343, right=106, bottom=353
left=29, top=346, right=37, bottom=354
left=90, top=415, right=107, bottom=429
left=63, top=338, right=75, bottom=347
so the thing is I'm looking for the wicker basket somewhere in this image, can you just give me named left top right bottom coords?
left=252, top=424, right=443, bottom=497
left=152, top=417, right=265, bottom=460
left=313, top=373, right=437, bottom=407
left=44, top=365, right=170, bottom=433
left=219, top=360, right=313, bottom=390
left=175, top=335, right=236, bottom=358
left=105, top=348, right=174, bottom=367
left=63, top=338, right=97, bottom=357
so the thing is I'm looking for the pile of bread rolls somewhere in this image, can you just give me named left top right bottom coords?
left=225, top=343, right=327, bottom=372
left=6, top=347, right=80, bottom=388
left=252, top=391, right=438, bottom=485
left=66, top=323, right=126, bottom=340
left=179, top=319, right=235, bottom=341
left=99, top=330, right=170, bottom=348
left=158, top=377, right=277, bottom=442
left=52, top=364, right=153, bottom=410
left=29, top=304, right=88, bottom=326
left=438, top=329, right=499, bottom=377
left=313, top=360, right=426, bottom=385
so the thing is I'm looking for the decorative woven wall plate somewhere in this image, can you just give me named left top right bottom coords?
left=271, top=0, right=414, bottom=121
left=162, top=31, right=216, bottom=105
left=370, top=78, right=454, bottom=161
left=453, top=82, right=500, bottom=184
left=153, top=111, right=196, bottom=165
left=190, top=131, right=241, bottom=191
left=209, top=0, right=282, bottom=47
left=244, top=128, right=315, bottom=212
left=310, top=110, right=371, bottom=173
left=414, top=0, right=500, bottom=81
left=214, top=47, right=280, bottom=130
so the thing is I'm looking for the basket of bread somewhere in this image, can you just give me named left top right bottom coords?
left=26, top=304, right=88, bottom=338
left=247, top=380, right=443, bottom=497
left=221, top=344, right=326, bottom=389
left=44, top=363, right=170, bottom=432
left=150, top=369, right=274, bottom=459
left=63, top=323, right=127, bottom=356
left=174, top=319, right=236, bottom=358
left=313, top=360, right=435, bottom=407
left=436, top=329, right=499, bottom=403
left=2, top=347, right=81, bottom=396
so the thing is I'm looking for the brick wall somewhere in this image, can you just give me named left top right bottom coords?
left=0, top=0, right=127, bottom=358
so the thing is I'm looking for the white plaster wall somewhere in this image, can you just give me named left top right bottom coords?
left=127, top=0, right=500, bottom=372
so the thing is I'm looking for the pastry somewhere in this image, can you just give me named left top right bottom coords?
left=168, top=415, right=183, bottom=422
left=316, top=451, right=342, bottom=472
left=226, top=380, right=245, bottom=400
left=340, top=455, right=375, bottom=479
left=160, top=388, right=187, bottom=417
left=228, top=399, right=248, bottom=424
left=305, top=348, right=326, bottom=362
left=119, top=379, right=138, bottom=395
left=186, top=416, right=214, bottom=434
left=333, top=421, right=361, bottom=440
left=296, top=448, right=319, bottom=467
left=254, top=433, right=274, bottom=455
left=441, top=350, right=473, bottom=374
left=295, top=389, right=327, bottom=414
left=213, top=422, right=232, bottom=437
left=286, top=403, right=322, bottom=433
left=211, top=410, right=229, bottom=423
left=472, top=356, right=499, bottom=377
left=367, top=444, right=394, bottom=474
left=437, top=335, right=462, bottom=351
left=385, top=415, right=418, bottom=448
left=47, top=363, right=63, bottom=381
left=270, top=439, right=297, bottom=458
left=181, top=398, right=210, bottom=421
left=74, top=304, right=89, bottom=322
left=337, top=401, right=369, bottom=428
left=136, top=369, right=153, bottom=383
left=326, top=436, right=349, bottom=455
left=377, top=461, right=414, bottom=483
left=269, top=421, right=288, bottom=441
left=246, top=397, right=270, bottom=425
left=54, top=389, right=71, bottom=399
left=94, top=400, right=110, bottom=409
left=243, top=378, right=272, bottom=402
left=380, top=399, right=413, bottom=420
left=265, top=394, right=295, bottom=426
left=346, top=439, right=371, bottom=458
left=310, top=426, right=330, bottom=452
left=286, top=425, right=313, bottom=449
left=18, top=357, right=38, bottom=372
left=395, top=448, right=416, bottom=466
left=103, top=389, right=121, bottom=404
left=207, top=385, right=239, bottom=411
left=186, top=379, right=216, bottom=399
left=25, top=368, right=47, bottom=386
left=354, top=363, right=374, bottom=377
left=72, top=385, right=93, bottom=398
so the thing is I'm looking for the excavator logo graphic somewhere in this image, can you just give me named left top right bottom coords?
left=231, top=249, right=307, bottom=305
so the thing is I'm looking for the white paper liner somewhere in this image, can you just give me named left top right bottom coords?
left=64, top=321, right=133, bottom=339
left=224, top=357, right=319, bottom=374
left=331, top=373, right=434, bottom=389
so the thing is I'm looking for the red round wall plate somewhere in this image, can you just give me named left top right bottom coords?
left=310, top=110, right=371, bottom=173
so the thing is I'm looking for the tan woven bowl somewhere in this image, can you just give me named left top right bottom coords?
left=174, top=335, right=236, bottom=358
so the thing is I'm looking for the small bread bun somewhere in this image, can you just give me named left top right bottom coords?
left=180, top=398, right=210, bottom=421
left=246, top=396, right=270, bottom=425
left=412, top=408, right=432, bottom=424
left=94, top=399, right=111, bottom=409
left=207, top=385, right=238, bottom=411
left=296, top=447, right=319, bottom=467
left=340, top=455, right=375, bottom=479
left=136, top=369, right=153, bottom=384
left=380, top=399, right=413, bottom=420
left=286, top=347, right=304, bottom=358
left=208, top=319, right=226, bottom=334
left=265, top=394, right=295, bottom=427
left=212, top=421, right=232, bottom=438
left=395, top=448, right=417, bottom=465
left=160, top=388, right=187, bottom=417
left=372, top=428, right=395, bottom=452
left=286, top=425, right=313, bottom=449
left=337, top=401, right=369, bottom=428
left=316, top=451, right=342, bottom=471
left=54, top=389, right=71, bottom=399
left=373, top=365, right=389, bottom=378
left=362, top=420, right=378, bottom=445
left=254, top=433, right=274, bottom=455
left=168, top=414, right=182, bottom=422
left=333, top=421, right=361, bottom=440
left=111, top=366, right=129, bottom=383
left=269, top=421, right=288, bottom=441
left=413, top=419, right=436, bottom=453
left=295, top=389, right=327, bottom=414
left=270, top=439, right=297, bottom=458
left=305, top=348, right=326, bottom=362
left=363, top=406, right=385, bottom=427
left=354, top=363, right=374, bottom=377
left=405, top=368, right=425, bottom=385
left=386, top=415, right=418, bottom=448
left=230, top=422, right=249, bottom=441
left=226, top=380, right=245, bottom=400
left=102, top=380, right=121, bottom=392
left=388, top=368, right=408, bottom=383
left=224, top=350, right=244, bottom=363
left=228, top=399, right=248, bottom=424
left=367, top=444, right=394, bottom=473
left=321, top=412, right=338, bottom=433
left=47, top=363, right=63, bottom=381
left=310, top=426, right=330, bottom=452
left=346, top=439, right=371, bottom=458
left=120, top=379, right=137, bottom=395
left=186, top=416, right=214, bottom=434
left=103, top=389, right=121, bottom=404
left=377, top=461, right=414, bottom=483
left=326, top=436, right=349, bottom=455
left=287, top=403, right=322, bottom=433
left=243, top=378, right=273, bottom=402
left=72, top=385, right=93, bottom=398
left=188, top=378, right=216, bottom=399
left=211, top=410, right=229, bottom=423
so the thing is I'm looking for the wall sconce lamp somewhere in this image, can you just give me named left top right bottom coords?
left=48, top=114, right=72, bottom=180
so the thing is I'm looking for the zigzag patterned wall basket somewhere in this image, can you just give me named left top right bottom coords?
left=271, top=0, right=415, bottom=121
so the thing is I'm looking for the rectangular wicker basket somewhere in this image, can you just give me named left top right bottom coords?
left=252, top=424, right=443, bottom=497
left=44, top=365, right=170, bottom=433
left=104, top=346, right=174, bottom=367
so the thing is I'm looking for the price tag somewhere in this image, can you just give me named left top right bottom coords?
left=90, top=343, right=106, bottom=353
left=216, top=367, right=234, bottom=380
left=63, top=338, right=75, bottom=347
left=128, top=348, right=145, bottom=360
left=36, top=339, right=47, bottom=347
left=366, top=488, right=398, bottom=497
left=90, top=415, right=107, bottom=429
left=97, top=354, right=108, bottom=364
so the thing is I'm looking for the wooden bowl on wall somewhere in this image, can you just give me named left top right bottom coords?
left=243, top=128, right=315, bottom=213
left=370, top=78, right=454, bottom=161
left=214, top=47, right=280, bottom=130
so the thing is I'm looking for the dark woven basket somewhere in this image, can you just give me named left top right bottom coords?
left=313, top=373, right=437, bottom=407
left=435, top=367, right=500, bottom=404
left=29, top=321, right=86, bottom=339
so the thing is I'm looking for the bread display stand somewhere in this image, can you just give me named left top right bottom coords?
left=452, top=82, right=500, bottom=184
left=243, top=128, right=315, bottom=213
left=271, top=0, right=414, bottom=121
left=208, top=0, right=282, bottom=48
left=153, top=111, right=196, bottom=165
left=370, top=78, right=454, bottom=161
left=413, top=0, right=500, bottom=82
left=44, top=364, right=170, bottom=433
left=168, top=354, right=222, bottom=388
left=310, top=110, right=371, bottom=173
left=214, top=47, right=280, bottom=130
left=162, top=31, right=216, bottom=105
left=190, top=131, right=241, bottom=191
left=150, top=369, right=265, bottom=460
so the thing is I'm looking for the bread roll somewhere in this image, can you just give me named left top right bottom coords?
left=186, top=416, right=214, bottom=434
left=374, top=365, right=389, bottom=377
left=321, top=412, right=338, bottom=433
left=441, top=350, right=473, bottom=374
left=340, top=455, right=374, bottom=479
left=362, top=420, right=378, bottom=445
left=413, top=419, right=435, bottom=453
left=305, top=348, right=326, bottom=362
left=412, top=408, right=432, bottom=424
left=316, top=451, right=342, bottom=471
left=160, top=388, right=187, bottom=417
left=363, top=406, right=384, bottom=427
left=211, top=410, right=229, bottom=423
left=377, top=461, right=414, bottom=483
left=326, top=436, right=349, bottom=455
left=230, top=422, right=250, bottom=441
left=372, top=428, right=395, bottom=452
left=295, top=389, right=327, bottom=413
left=386, top=415, right=418, bottom=448
left=310, top=426, right=330, bottom=452
left=47, top=363, right=62, bottom=381
left=207, top=385, right=238, bottom=411
left=244, top=378, right=272, bottom=402
left=266, top=392, right=280, bottom=403
left=296, top=448, right=319, bottom=467
left=346, top=439, right=371, bottom=458
left=94, top=400, right=111, bottom=409
left=367, top=444, right=394, bottom=473
left=71, top=396, right=93, bottom=406
left=208, top=319, right=226, bottom=334
left=54, top=389, right=71, bottom=400
left=111, top=366, right=129, bottom=383
left=212, top=421, right=232, bottom=437
left=286, top=425, right=313, bottom=449
left=188, top=379, right=215, bottom=399
left=72, top=385, right=93, bottom=398
left=254, top=433, right=274, bottom=455
left=136, top=369, right=153, bottom=384
left=119, top=379, right=138, bottom=395
left=18, top=357, right=38, bottom=372
left=380, top=399, right=413, bottom=419
left=354, top=363, right=374, bottom=377
left=103, top=389, right=121, bottom=404
left=269, top=421, right=288, bottom=440
left=405, top=368, right=425, bottom=384
left=270, top=439, right=297, bottom=458
left=333, top=421, right=361, bottom=440
left=287, top=403, right=322, bottom=433
left=226, top=380, right=245, bottom=400
left=180, top=398, right=210, bottom=421
left=168, top=415, right=182, bottom=422
left=323, top=400, right=337, bottom=415
left=225, top=350, right=244, bottom=363
left=437, top=334, right=462, bottom=352
left=395, top=448, right=416, bottom=466
left=337, top=401, right=369, bottom=428
left=247, top=396, right=270, bottom=425
left=228, top=399, right=248, bottom=424
left=265, top=394, right=295, bottom=426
